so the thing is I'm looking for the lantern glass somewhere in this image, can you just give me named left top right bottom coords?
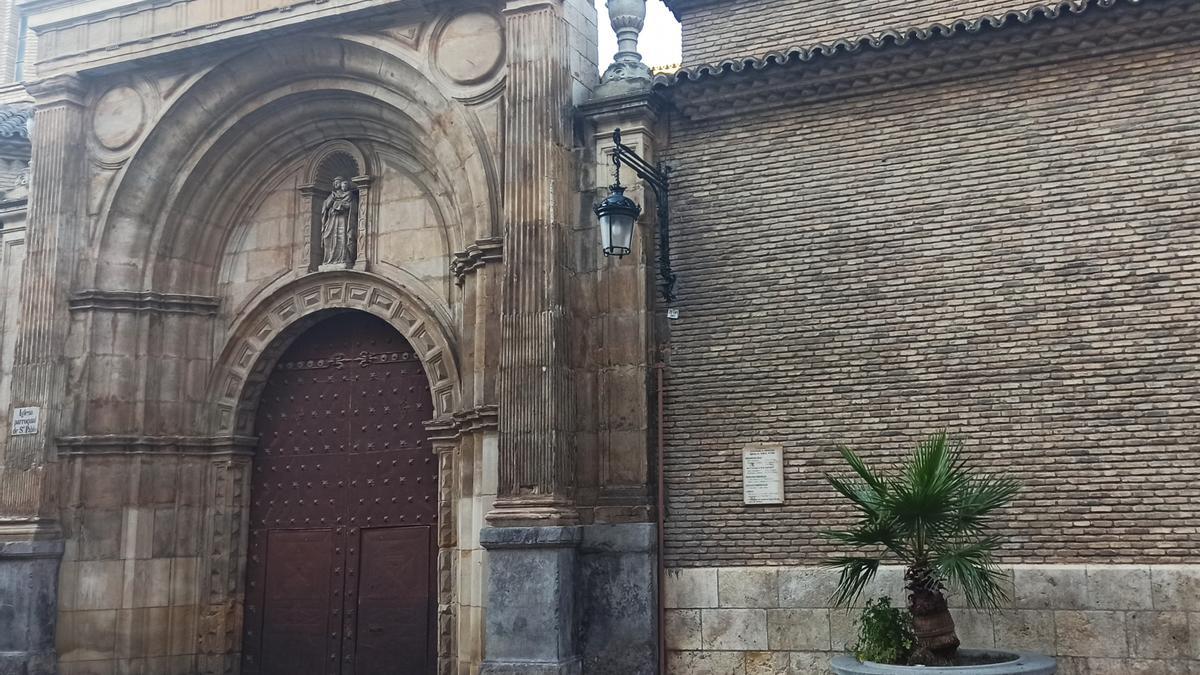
left=595, top=186, right=640, bottom=258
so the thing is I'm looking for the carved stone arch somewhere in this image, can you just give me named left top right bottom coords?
left=207, top=271, right=461, bottom=437
left=86, top=36, right=500, bottom=296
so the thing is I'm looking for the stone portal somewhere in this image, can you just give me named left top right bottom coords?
left=242, top=311, right=437, bottom=675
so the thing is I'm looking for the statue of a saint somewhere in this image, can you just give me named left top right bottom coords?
left=321, top=176, right=357, bottom=266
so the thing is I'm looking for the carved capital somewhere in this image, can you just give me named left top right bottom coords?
left=25, top=74, right=87, bottom=109
left=451, top=237, right=504, bottom=285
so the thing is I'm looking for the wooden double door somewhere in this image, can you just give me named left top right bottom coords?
left=242, top=312, right=438, bottom=675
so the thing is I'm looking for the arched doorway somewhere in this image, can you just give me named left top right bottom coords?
left=241, top=311, right=438, bottom=674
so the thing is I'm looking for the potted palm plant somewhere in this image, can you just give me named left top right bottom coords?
left=824, top=432, right=1056, bottom=674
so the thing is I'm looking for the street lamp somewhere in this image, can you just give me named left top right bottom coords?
left=595, top=184, right=640, bottom=258
left=594, top=128, right=677, bottom=303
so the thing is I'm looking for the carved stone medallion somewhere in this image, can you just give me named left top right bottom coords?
left=434, top=12, right=505, bottom=86
left=92, top=85, right=146, bottom=151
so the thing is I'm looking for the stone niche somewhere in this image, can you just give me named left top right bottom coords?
left=298, top=141, right=371, bottom=273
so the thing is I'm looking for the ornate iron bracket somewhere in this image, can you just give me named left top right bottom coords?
left=610, top=128, right=676, bottom=304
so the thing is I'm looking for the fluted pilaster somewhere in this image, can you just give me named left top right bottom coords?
left=2, top=74, right=87, bottom=517
left=491, top=0, right=579, bottom=526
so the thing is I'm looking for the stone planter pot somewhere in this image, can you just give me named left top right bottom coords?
left=831, top=650, right=1056, bottom=675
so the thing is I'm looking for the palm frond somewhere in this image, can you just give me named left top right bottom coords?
left=954, top=474, right=1021, bottom=533
left=824, top=431, right=1020, bottom=611
left=837, top=445, right=891, bottom=497
left=822, top=516, right=903, bottom=552
left=888, top=431, right=969, bottom=530
left=932, top=537, right=1009, bottom=609
left=826, top=475, right=886, bottom=519
left=824, top=556, right=881, bottom=608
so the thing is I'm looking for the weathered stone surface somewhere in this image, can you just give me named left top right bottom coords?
left=745, top=650, right=790, bottom=675
left=790, top=651, right=831, bottom=675
left=702, top=608, right=769, bottom=651
left=668, top=650, right=745, bottom=675
left=577, top=523, right=657, bottom=675
left=992, top=610, right=1056, bottom=654
left=1054, top=610, right=1127, bottom=657
left=480, top=526, right=582, bottom=670
left=829, top=609, right=857, bottom=654
left=667, top=609, right=703, bottom=650
left=667, top=568, right=720, bottom=608
left=953, top=609, right=996, bottom=649
left=1086, top=566, right=1153, bottom=611
left=779, top=567, right=840, bottom=608
left=1077, top=657, right=1192, bottom=675
left=720, top=567, right=779, bottom=608
left=1016, top=566, right=1088, bottom=611
left=766, top=609, right=831, bottom=651
left=75, top=560, right=122, bottom=611
left=0, top=539, right=63, bottom=674
left=1151, top=567, right=1200, bottom=611
left=1126, top=611, right=1190, bottom=659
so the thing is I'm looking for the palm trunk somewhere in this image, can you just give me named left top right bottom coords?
left=906, top=566, right=960, bottom=666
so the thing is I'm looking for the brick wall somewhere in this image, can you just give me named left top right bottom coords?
left=660, top=36, right=1200, bottom=568
left=680, top=0, right=1060, bottom=64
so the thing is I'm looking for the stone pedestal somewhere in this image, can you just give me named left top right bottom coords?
left=0, top=537, right=64, bottom=675
left=578, top=523, right=657, bottom=675
left=479, top=526, right=582, bottom=675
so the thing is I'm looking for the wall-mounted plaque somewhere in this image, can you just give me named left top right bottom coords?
left=10, top=406, right=39, bottom=436
left=742, top=443, right=784, bottom=505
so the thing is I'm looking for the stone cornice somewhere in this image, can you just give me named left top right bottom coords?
left=661, top=0, right=1190, bottom=121
left=578, top=88, right=668, bottom=124
left=68, top=290, right=221, bottom=315
left=658, top=0, right=719, bottom=20
left=24, top=0, right=438, bottom=77
left=425, top=405, right=500, bottom=442
left=451, top=237, right=504, bottom=285
left=57, top=434, right=258, bottom=456
left=24, top=74, right=87, bottom=109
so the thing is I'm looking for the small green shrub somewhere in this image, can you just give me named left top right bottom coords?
left=851, top=597, right=915, bottom=665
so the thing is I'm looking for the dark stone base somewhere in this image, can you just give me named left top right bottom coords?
left=0, top=651, right=55, bottom=675
left=480, top=523, right=659, bottom=675
left=480, top=526, right=582, bottom=672
left=578, top=523, right=657, bottom=675
left=0, top=538, right=64, bottom=675
left=479, top=657, right=583, bottom=675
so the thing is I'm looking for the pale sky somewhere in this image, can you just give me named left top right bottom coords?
left=594, top=0, right=683, bottom=69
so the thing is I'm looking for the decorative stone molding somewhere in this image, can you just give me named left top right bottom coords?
left=25, top=0, right=434, bottom=77
left=658, top=0, right=1177, bottom=120
left=56, top=434, right=256, bottom=455
left=68, top=290, right=220, bottom=315
left=451, top=237, right=504, bottom=285
left=198, top=454, right=252, bottom=674
left=425, top=405, right=500, bottom=442
left=24, top=74, right=87, bottom=109
left=209, top=271, right=461, bottom=436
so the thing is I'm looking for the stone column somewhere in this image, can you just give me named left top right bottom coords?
left=482, top=1, right=583, bottom=672
left=0, top=73, right=87, bottom=675
left=489, top=0, right=577, bottom=527
left=573, top=6, right=664, bottom=671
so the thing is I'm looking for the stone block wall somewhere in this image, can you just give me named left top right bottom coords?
left=664, top=565, right=1200, bottom=674
left=55, top=454, right=213, bottom=675
left=0, top=212, right=24, bottom=454
left=455, top=431, right=498, bottom=673
left=676, top=0, right=1041, bottom=64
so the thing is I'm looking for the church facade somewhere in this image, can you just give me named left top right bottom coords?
left=0, top=0, right=1198, bottom=673
left=0, top=1, right=663, bottom=673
